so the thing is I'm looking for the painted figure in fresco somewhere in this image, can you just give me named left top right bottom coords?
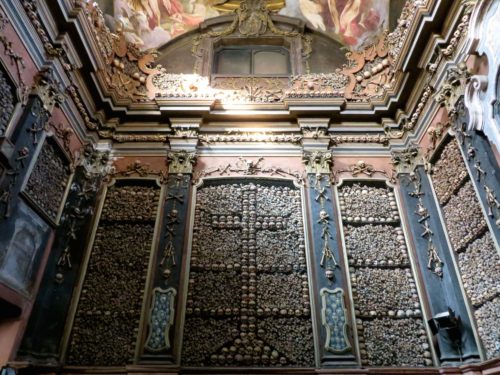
left=111, top=0, right=219, bottom=49
left=105, top=0, right=388, bottom=51
left=280, top=0, right=388, bottom=50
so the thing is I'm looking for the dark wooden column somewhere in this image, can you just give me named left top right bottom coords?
left=303, top=149, right=358, bottom=367
left=393, top=146, right=481, bottom=365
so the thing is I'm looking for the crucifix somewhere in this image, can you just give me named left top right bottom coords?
left=27, top=122, right=44, bottom=145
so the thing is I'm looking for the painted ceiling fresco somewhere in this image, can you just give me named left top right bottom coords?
left=98, top=0, right=392, bottom=51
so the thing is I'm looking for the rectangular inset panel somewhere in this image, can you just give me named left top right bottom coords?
left=67, top=182, right=160, bottom=365
left=183, top=179, right=314, bottom=367
left=0, top=200, right=51, bottom=294
left=431, top=138, right=500, bottom=359
left=24, top=138, right=71, bottom=222
left=338, top=182, right=433, bottom=367
left=431, top=140, right=468, bottom=205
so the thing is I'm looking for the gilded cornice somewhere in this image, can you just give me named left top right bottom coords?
left=13, top=0, right=480, bottom=147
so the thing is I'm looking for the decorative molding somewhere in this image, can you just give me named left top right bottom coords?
left=199, top=132, right=302, bottom=144
left=77, top=0, right=157, bottom=102
left=144, top=287, right=176, bottom=352
left=193, top=157, right=304, bottom=185
left=112, top=134, right=168, bottom=143
left=66, top=85, right=99, bottom=131
left=334, top=160, right=394, bottom=183
left=113, top=160, right=165, bottom=181
left=21, top=0, right=65, bottom=58
left=320, top=288, right=351, bottom=353
left=330, top=133, right=389, bottom=146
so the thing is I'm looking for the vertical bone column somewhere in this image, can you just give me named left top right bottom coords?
left=140, top=149, right=197, bottom=363
left=302, top=150, right=357, bottom=366
left=393, top=145, right=481, bottom=364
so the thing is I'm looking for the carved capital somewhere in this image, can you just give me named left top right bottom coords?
left=434, top=62, right=470, bottom=118
left=79, top=144, right=113, bottom=177
left=391, top=143, right=421, bottom=175
left=167, top=150, right=197, bottom=174
left=31, top=69, right=65, bottom=113
left=302, top=151, right=333, bottom=174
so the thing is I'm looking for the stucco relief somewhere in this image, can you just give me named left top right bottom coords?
left=466, top=0, right=500, bottom=150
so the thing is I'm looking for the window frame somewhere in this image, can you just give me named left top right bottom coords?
left=212, top=44, right=291, bottom=77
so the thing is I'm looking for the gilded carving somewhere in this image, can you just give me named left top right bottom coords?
left=193, top=157, right=304, bottom=185
left=77, top=1, right=157, bottom=101
left=21, top=0, right=65, bottom=58
left=434, top=63, right=470, bottom=119
left=66, top=85, right=99, bottom=131
left=334, top=160, right=393, bottom=183
left=199, top=132, right=302, bottom=144
left=391, top=143, right=420, bottom=175
left=113, top=160, right=165, bottom=181
left=112, top=134, right=168, bottom=143
left=302, top=151, right=333, bottom=174
left=31, top=69, right=65, bottom=114
left=167, top=150, right=197, bottom=174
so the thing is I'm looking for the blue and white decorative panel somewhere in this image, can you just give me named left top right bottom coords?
left=145, top=287, right=177, bottom=352
left=320, top=288, right=350, bottom=353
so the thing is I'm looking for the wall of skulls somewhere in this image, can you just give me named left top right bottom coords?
left=0, top=67, right=15, bottom=135
left=67, top=183, right=160, bottom=365
left=182, top=180, right=314, bottom=367
left=431, top=139, right=500, bottom=359
left=338, top=183, right=432, bottom=367
left=25, top=139, right=71, bottom=222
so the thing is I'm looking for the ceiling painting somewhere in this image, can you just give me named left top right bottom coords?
left=97, top=0, right=393, bottom=51
left=279, top=0, right=389, bottom=50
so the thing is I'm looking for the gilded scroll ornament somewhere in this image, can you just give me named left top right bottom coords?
left=145, top=287, right=176, bottom=352
left=320, top=288, right=351, bottom=353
